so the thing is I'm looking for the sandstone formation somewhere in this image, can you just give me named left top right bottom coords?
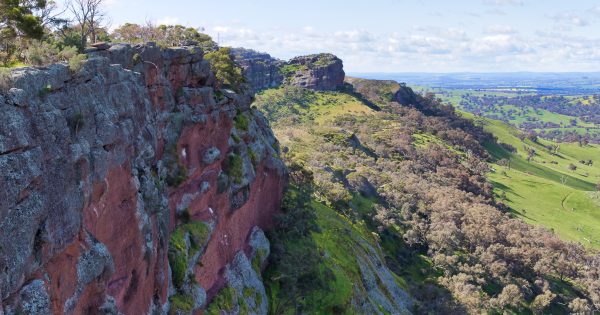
left=231, top=49, right=284, bottom=93
left=0, top=43, right=285, bottom=314
left=283, top=53, right=345, bottom=91
left=233, top=50, right=345, bottom=92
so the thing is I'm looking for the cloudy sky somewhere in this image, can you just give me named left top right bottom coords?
left=74, top=0, right=600, bottom=72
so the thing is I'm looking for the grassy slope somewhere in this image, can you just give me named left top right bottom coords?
left=256, top=84, right=598, bottom=314
left=460, top=111, right=600, bottom=247
left=259, top=89, right=410, bottom=314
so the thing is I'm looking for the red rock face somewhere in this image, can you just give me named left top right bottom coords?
left=0, top=43, right=285, bottom=314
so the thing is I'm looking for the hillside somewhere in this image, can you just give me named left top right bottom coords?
left=253, top=77, right=600, bottom=314
left=463, top=113, right=600, bottom=248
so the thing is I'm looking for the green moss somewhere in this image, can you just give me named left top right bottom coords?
left=132, top=53, right=141, bottom=65
left=234, top=110, right=250, bottom=131
left=205, top=286, right=236, bottom=315
left=185, top=221, right=210, bottom=254
left=280, top=64, right=305, bottom=76
left=168, top=294, right=194, bottom=315
left=226, top=154, right=244, bottom=185
left=251, top=248, right=267, bottom=274
left=248, top=148, right=258, bottom=168
left=231, top=133, right=241, bottom=143
left=255, top=291, right=263, bottom=309
left=239, top=297, right=250, bottom=315
left=38, top=84, right=52, bottom=98
left=168, top=228, right=188, bottom=289
left=243, top=287, right=255, bottom=298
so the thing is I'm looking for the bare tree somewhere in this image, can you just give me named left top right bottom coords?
left=68, top=0, right=107, bottom=49
left=36, top=0, right=69, bottom=29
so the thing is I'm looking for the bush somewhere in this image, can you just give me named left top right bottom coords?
left=204, top=47, right=245, bottom=92
left=68, top=54, right=87, bottom=73
left=24, top=41, right=60, bottom=66
left=0, top=68, right=12, bottom=92
left=225, top=154, right=244, bottom=184
left=234, top=110, right=250, bottom=131
left=23, top=41, right=79, bottom=67
left=168, top=294, right=194, bottom=315
left=205, top=286, right=235, bottom=315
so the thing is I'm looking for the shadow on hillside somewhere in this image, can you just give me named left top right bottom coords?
left=339, top=83, right=382, bottom=111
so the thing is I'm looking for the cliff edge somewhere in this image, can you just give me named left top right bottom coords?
left=0, top=43, right=285, bottom=315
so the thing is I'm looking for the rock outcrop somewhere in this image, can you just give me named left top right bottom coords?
left=232, top=49, right=284, bottom=93
left=233, top=50, right=345, bottom=92
left=0, top=43, right=285, bottom=314
left=283, top=53, right=345, bottom=91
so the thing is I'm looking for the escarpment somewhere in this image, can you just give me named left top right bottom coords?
left=0, top=43, right=285, bottom=314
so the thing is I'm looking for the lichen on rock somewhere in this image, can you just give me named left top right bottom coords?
left=0, top=42, right=286, bottom=314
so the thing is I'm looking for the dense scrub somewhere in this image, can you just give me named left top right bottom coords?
left=255, top=82, right=600, bottom=313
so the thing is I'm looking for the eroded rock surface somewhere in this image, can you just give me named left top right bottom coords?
left=0, top=43, right=285, bottom=314
left=233, top=50, right=345, bottom=92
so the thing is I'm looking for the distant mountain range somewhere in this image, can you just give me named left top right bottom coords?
left=349, top=72, right=600, bottom=94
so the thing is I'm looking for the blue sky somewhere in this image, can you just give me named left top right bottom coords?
left=67, top=0, right=600, bottom=72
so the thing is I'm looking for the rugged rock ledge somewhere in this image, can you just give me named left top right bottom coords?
left=233, top=49, right=345, bottom=92
left=0, top=43, right=285, bottom=314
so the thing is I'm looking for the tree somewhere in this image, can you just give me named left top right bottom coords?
left=110, top=22, right=216, bottom=50
left=204, top=47, right=245, bottom=92
left=0, top=0, right=45, bottom=40
left=531, top=291, right=556, bottom=314
left=568, top=298, right=592, bottom=314
left=568, top=163, right=577, bottom=172
left=0, top=0, right=47, bottom=63
left=493, top=284, right=523, bottom=309
left=68, top=0, right=108, bottom=49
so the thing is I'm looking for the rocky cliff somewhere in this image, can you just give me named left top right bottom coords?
left=231, top=49, right=284, bottom=93
left=233, top=50, right=345, bottom=92
left=0, top=43, right=285, bottom=315
left=283, top=53, right=345, bottom=91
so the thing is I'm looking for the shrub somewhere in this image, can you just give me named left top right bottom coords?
left=168, top=228, right=188, bottom=288
left=23, top=41, right=60, bottom=66
left=234, top=110, right=250, bottom=131
left=248, top=148, right=258, bottom=168
left=0, top=68, right=12, bottom=92
left=23, top=41, right=79, bottom=67
left=204, top=47, right=245, bottom=92
left=205, top=286, right=235, bottom=315
left=38, top=84, right=52, bottom=98
left=68, top=54, right=87, bottom=73
left=225, top=154, right=244, bottom=184
left=58, top=46, right=78, bottom=62
left=168, top=294, right=194, bottom=315
left=132, top=53, right=141, bottom=65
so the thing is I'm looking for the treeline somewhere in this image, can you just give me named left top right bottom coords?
left=0, top=0, right=216, bottom=67
left=0, top=1, right=249, bottom=93
left=459, top=93, right=600, bottom=143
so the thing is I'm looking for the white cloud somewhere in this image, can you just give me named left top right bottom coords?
left=550, top=12, right=589, bottom=27
left=484, top=25, right=518, bottom=35
left=203, top=23, right=600, bottom=72
left=483, top=0, right=523, bottom=6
